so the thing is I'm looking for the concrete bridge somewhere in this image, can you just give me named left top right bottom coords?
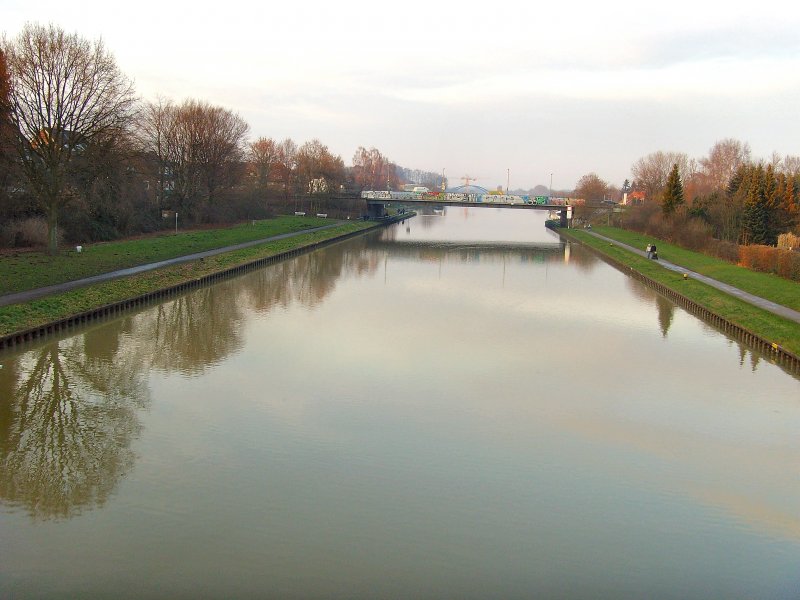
left=366, top=196, right=573, bottom=225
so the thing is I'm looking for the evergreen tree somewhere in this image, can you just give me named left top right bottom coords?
left=741, top=165, right=769, bottom=244
left=783, top=176, right=799, bottom=230
left=726, top=165, right=746, bottom=197
left=764, top=164, right=781, bottom=244
left=660, top=163, right=684, bottom=215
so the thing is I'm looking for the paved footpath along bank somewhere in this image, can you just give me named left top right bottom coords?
left=0, top=222, right=344, bottom=308
left=584, top=230, right=800, bottom=325
left=557, top=226, right=800, bottom=370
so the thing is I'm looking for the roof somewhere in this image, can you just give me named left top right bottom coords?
left=446, top=184, right=490, bottom=194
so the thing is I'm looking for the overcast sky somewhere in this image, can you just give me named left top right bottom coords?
left=5, top=0, right=800, bottom=190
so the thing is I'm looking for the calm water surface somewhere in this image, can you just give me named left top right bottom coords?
left=1, top=208, right=799, bottom=599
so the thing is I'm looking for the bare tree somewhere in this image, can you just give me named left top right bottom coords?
left=780, top=155, right=800, bottom=177
left=296, top=138, right=346, bottom=194
left=191, top=100, right=249, bottom=204
left=695, top=139, right=751, bottom=194
left=0, top=49, right=12, bottom=166
left=631, top=151, right=694, bottom=202
left=3, top=23, right=137, bottom=252
left=138, top=98, right=249, bottom=218
left=137, top=97, right=178, bottom=208
left=247, top=136, right=279, bottom=192
left=275, top=138, right=298, bottom=196
left=574, top=172, right=610, bottom=202
left=0, top=49, right=17, bottom=209
left=352, top=146, right=398, bottom=190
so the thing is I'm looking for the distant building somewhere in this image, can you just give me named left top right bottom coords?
left=623, top=191, right=645, bottom=205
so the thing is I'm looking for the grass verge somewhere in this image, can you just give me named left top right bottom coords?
left=593, top=226, right=800, bottom=311
left=0, top=221, right=372, bottom=338
left=0, top=215, right=335, bottom=296
left=561, top=228, right=800, bottom=357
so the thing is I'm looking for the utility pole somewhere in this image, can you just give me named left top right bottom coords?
left=507, top=168, right=510, bottom=194
left=550, top=173, right=553, bottom=198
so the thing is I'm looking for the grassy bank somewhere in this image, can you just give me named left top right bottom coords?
left=0, top=220, right=373, bottom=338
left=593, top=226, right=800, bottom=311
left=0, top=215, right=335, bottom=296
left=561, top=228, right=800, bottom=357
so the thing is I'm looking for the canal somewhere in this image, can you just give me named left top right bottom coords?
left=1, top=208, right=799, bottom=599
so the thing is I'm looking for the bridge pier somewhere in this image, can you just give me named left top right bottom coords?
left=367, top=201, right=386, bottom=219
left=559, top=206, right=573, bottom=228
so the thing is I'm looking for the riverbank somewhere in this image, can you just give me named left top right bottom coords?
left=557, top=227, right=800, bottom=365
left=0, top=215, right=336, bottom=297
left=0, top=216, right=409, bottom=349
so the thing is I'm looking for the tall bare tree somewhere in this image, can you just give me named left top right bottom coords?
left=138, top=98, right=249, bottom=218
left=296, top=139, right=345, bottom=194
left=631, top=151, right=694, bottom=202
left=190, top=100, right=249, bottom=204
left=574, top=172, right=610, bottom=202
left=697, top=139, right=751, bottom=193
left=0, top=49, right=16, bottom=207
left=275, top=138, right=298, bottom=196
left=352, top=146, right=398, bottom=190
left=247, top=136, right=279, bottom=192
left=137, top=97, right=177, bottom=208
left=3, top=23, right=137, bottom=252
left=0, top=49, right=12, bottom=163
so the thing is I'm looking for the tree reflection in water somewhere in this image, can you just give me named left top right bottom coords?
left=624, top=277, right=769, bottom=370
left=655, top=295, right=675, bottom=338
left=0, top=320, right=149, bottom=520
left=143, top=283, right=246, bottom=376
left=0, top=242, right=380, bottom=520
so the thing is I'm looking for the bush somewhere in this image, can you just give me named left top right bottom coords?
left=706, top=239, right=739, bottom=262
left=739, top=244, right=800, bottom=281
left=1, top=217, right=64, bottom=249
left=621, top=203, right=800, bottom=281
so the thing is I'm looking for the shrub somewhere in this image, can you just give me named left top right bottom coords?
left=1, top=217, right=63, bottom=249
left=672, top=215, right=713, bottom=252
left=739, top=244, right=800, bottom=281
left=706, top=239, right=739, bottom=263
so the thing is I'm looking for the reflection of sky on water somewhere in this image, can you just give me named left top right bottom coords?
left=1, top=208, right=799, bottom=598
left=405, top=206, right=560, bottom=244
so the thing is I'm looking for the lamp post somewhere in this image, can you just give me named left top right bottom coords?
left=550, top=173, right=553, bottom=198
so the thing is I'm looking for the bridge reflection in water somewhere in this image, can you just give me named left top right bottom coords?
left=369, top=238, right=572, bottom=266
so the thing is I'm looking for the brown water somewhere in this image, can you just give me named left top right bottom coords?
left=1, top=208, right=799, bottom=599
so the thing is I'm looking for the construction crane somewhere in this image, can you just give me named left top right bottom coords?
left=460, top=175, right=481, bottom=188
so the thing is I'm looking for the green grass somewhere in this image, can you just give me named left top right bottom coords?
left=0, top=215, right=335, bottom=296
left=0, top=221, right=373, bottom=337
left=562, top=228, right=800, bottom=357
left=593, top=226, right=800, bottom=311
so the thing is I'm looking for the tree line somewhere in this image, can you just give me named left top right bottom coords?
left=0, top=23, right=440, bottom=253
left=574, top=138, right=800, bottom=246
